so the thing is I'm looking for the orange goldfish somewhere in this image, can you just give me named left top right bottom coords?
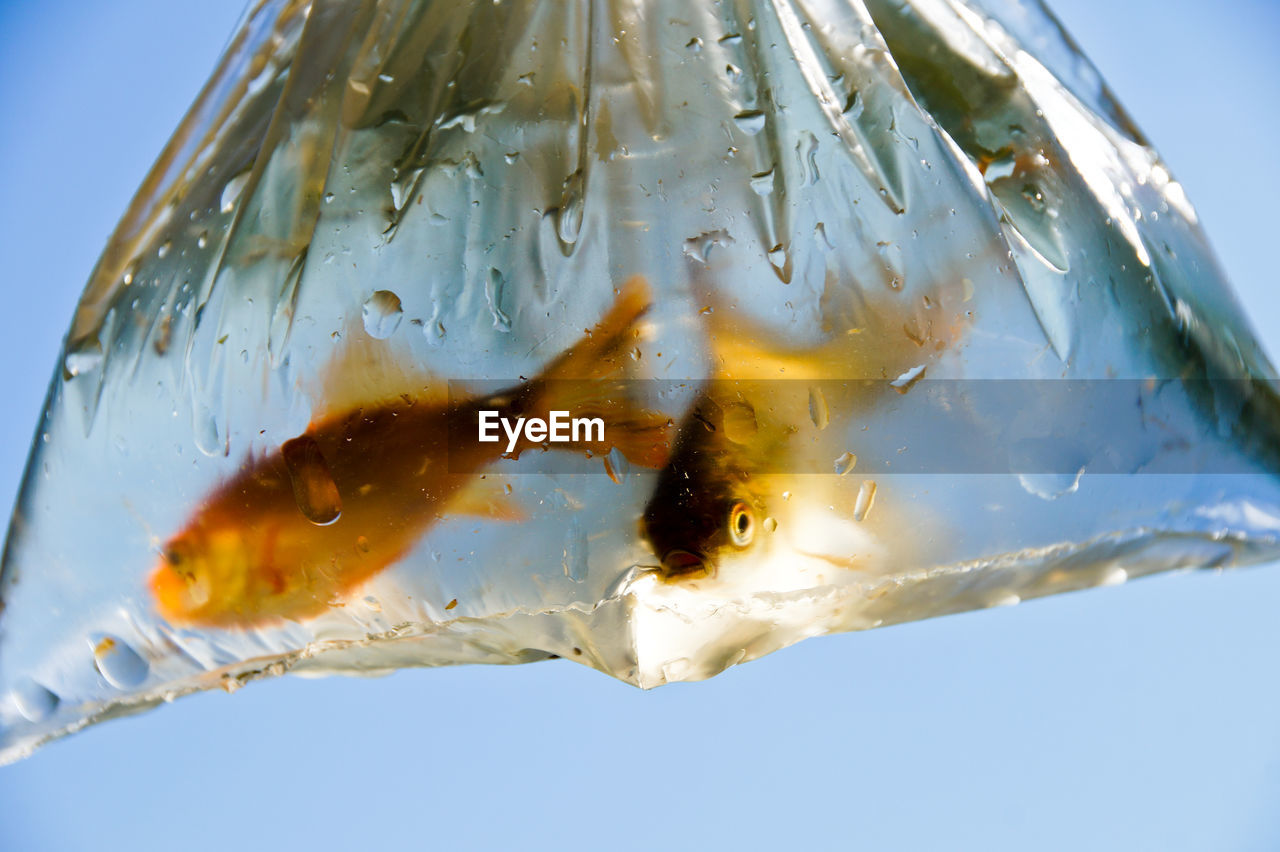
left=151, top=277, right=669, bottom=628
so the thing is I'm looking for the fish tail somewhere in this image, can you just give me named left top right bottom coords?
left=531, top=276, right=672, bottom=468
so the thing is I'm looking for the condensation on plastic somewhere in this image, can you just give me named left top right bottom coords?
left=2, top=0, right=1279, bottom=763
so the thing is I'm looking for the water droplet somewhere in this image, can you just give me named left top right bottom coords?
left=733, top=110, right=767, bottom=135
left=555, top=170, right=585, bottom=248
left=834, top=451, right=857, bottom=476
left=422, top=310, right=447, bottom=346
left=91, top=635, right=149, bottom=689
left=10, top=678, right=58, bottom=723
left=843, top=90, right=864, bottom=119
left=782, top=491, right=792, bottom=501
left=389, top=166, right=424, bottom=211
left=363, top=595, right=382, bottom=613
left=485, top=268, right=512, bottom=332
left=122, top=260, right=138, bottom=286
left=767, top=244, right=791, bottom=281
left=1018, top=469, right=1084, bottom=501
left=890, top=365, right=926, bottom=392
left=362, top=290, right=403, bottom=339
left=196, top=231, right=209, bottom=249
left=504, top=151, right=520, bottom=164
left=682, top=229, right=735, bottom=264
left=194, top=402, right=228, bottom=457
left=722, top=402, right=758, bottom=443
left=686, top=36, right=702, bottom=51
left=719, top=32, right=743, bottom=45
left=603, top=446, right=629, bottom=484
left=356, top=536, right=371, bottom=554
left=814, top=222, right=833, bottom=252
left=853, top=480, right=878, bottom=522
left=795, top=130, right=820, bottom=186
left=990, top=592, right=1021, bottom=608
left=762, top=517, right=778, bottom=533
left=808, top=387, right=829, bottom=430
left=877, top=241, right=904, bottom=289
left=63, top=336, right=103, bottom=378
left=157, top=240, right=171, bottom=259
left=750, top=167, right=775, bottom=195
left=282, top=435, right=342, bottom=526
left=563, top=517, right=588, bottom=582
left=220, top=170, right=251, bottom=214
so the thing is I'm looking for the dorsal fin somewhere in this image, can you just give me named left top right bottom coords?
left=305, top=317, right=444, bottom=424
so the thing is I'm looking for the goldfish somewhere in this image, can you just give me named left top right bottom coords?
left=641, top=278, right=968, bottom=581
left=151, top=276, right=669, bottom=628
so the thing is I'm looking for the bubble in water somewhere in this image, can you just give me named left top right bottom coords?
left=362, top=290, right=404, bottom=339
left=762, top=517, right=778, bottom=533
left=834, top=451, right=857, bottom=475
left=853, top=480, right=878, bottom=522
left=809, top=387, right=829, bottom=430
left=91, top=635, right=149, bottom=689
left=281, top=435, right=342, bottom=525
left=10, top=678, right=58, bottom=723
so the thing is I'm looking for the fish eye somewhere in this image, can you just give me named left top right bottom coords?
left=164, top=546, right=183, bottom=567
left=728, top=501, right=754, bottom=547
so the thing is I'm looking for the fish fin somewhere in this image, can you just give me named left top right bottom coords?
left=528, top=276, right=674, bottom=468
left=537, top=275, right=652, bottom=381
left=544, top=390, right=674, bottom=469
left=306, top=316, right=444, bottom=424
left=694, top=271, right=969, bottom=381
left=449, top=477, right=527, bottom=522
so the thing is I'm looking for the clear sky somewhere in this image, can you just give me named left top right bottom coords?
left=1, top=2, right=1278, bottom=850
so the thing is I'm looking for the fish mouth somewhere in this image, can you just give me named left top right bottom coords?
left=659, top=549, right=712, bottom=579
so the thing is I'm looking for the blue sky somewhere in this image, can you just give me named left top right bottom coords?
left=1, top=2, right=1278, bottom=849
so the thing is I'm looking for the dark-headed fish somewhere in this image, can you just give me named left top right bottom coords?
left=152, top=277, right=669, bottom=628
left=642, top=282, right=968, bottom=580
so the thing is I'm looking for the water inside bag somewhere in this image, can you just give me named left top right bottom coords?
left=2, top=0, right=1279, bottom=762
